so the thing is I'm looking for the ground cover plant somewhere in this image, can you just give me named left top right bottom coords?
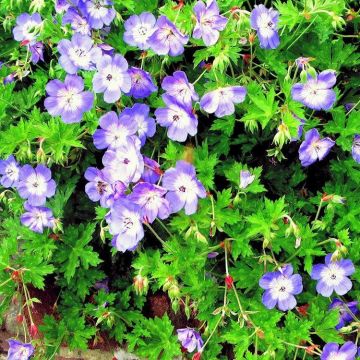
left=0, top=0, right=359, bottom=359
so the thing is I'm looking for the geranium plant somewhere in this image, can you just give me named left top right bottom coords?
left=0, top=0, right=359, bottom=359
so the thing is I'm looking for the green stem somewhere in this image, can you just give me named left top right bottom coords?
left=199, top=315, right=222, bottom=353
left=145, top=223, right=174, bottom=253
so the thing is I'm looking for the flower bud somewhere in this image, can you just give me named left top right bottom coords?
left=133, top=275, right=149, bottom=296
left=168, top=283, right=180, bottom=299
left=193, top=352, right=202, bottom=360
left=16, top=314, right=24, bottom=324
left=30, top=323, right=38, bottom=338
left=225, top=275, right=233, bottom=289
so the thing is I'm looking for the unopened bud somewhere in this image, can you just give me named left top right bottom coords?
left=225, top=275, right=233, bottom=289
left=133, top=275, right=149, bottom=296
left=30, top=323, right=38, bottom=338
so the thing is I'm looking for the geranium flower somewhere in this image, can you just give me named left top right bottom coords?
left=291, top=70, right=337, bottom=111
left=142, top=157, right=161, bottom=184
left=155, top=94, right=198, bottom=142
left=351, top=135, right=360, bottom=163
left=62, top=7, right=91, bottom=35
left=161, top=71, right=198, bottom=107
left=17, top=164, right=56, bottom=206
left=44, top=74, right=94, bottom=123
left=295, top=57, right=312, bottom=70
left=29, top=42, right=44, bottom=64
left=102, top=137, right=144, bottom=184
left=92, top=54, right=131, bottom=103
left=123, top=12, right=157, bottom=50
left=7, top=339, right=34, bottom=360
left=58, top=33, right=102, bottom=74
left=13, top=13, right=42, bottom=45
left=162, top=160, right=206, bottom=215
left=193, top=0, right=228, bottom=46
left=177, top=328, right=203, bottom=353
left=84, top=167, right=121, bottom=207
left=128, top=182, right=170, bottom=223
left=250, top=5, right=280, bottom=49
left=259, top=264, right=303, bottom=311
left=200, top=86, right=246, bottom=117
left=0, top=155, right=21, bottom=188
left=321, top=342, right=357, bottom=360
left=329, top=298, right=359, bottom=330
left=240, top=170, right=255, bottom=189
left=93, top=111, right=138, bottom=150
left=298, top=129, right=335, bottom=167
left=78, top=0, right=115, bottom=30
left=148, top=16, right=189, bottom=56
left=311, top=254, right=355, bottom=297
left=55, top=0, right=72, bottom=13
left=107, top=198, right=144, bottom=252
left=121, top=103, right=156, bottom=146
left=20, top=202, right=55, bottom=233
left=126, top=67, right=157, bottom=99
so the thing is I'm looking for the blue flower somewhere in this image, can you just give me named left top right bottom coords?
left=250, top=5, right=280, bottom=49
left=311, top=254, right=355, bottom=297
left=292, top=70, right=337, bottom=111
left=259, top=264, right=303, bottom=311
left=298, top=128, right=335, bottom=167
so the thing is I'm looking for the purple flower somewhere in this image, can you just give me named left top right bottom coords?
left=292, top=70, right=337, bottom=111
left=321, top=342, right=357, bottom=360
left=13, top=13, right=42, bottom=45
left=126, top=67, right=157, bottom=99
left=295, top=57, right=311, bottom=70
left=148, top=16, right=189, bottom=56
left=259, top=264, right=303, bottom=311
left=155, top=95, right=198, bottom=142
left=44, top=74, right=94, bottom=124
left=3, top=73, right=16, bottom=85
left=177, top=328, right=203, bottom=353
left=84, top=167, right=120, bottom=207
left=94, top=278, right=109, bottom=292
left=240, top=170, right=255, bottom=189
left=298, top=128, right=335, bottom=167
left=344, top=103, right=355, bottom=112
left=102, top=137, right=144, bottom=184
left=29, top=42, right=44, bottom=64
left=162, top=160, right=206, bottom=215
left=250, top=5, right=280, bottom=49
left=123, top=12, right=157, bottom=50
left=128, top=183, right=170, bottom=223
left=142, top=157, right=161, bottom=184
left=20, top=202, right=55, bottom=233
left=55, top=0, right=72, bottom=13
left=92, top=54, right=131, bottom=103
left=193, top=0, right=228, bottom=46
left=93, top=111, right=138, bottom=150
left=78, top=0, right=115, bottom=30
left=311, top=254, right=355, bottom=297
left=351, top=135, right=360, bottom=163
left=107, top=198, right=144, bottom=252
left=7, top=339, right=34, bottom=360
left=17, top=165, right=56, bottom=206
left=58, top=33, right=102, bottom=74
left=329, top=298, right=358, bottom=330
left=62, top=7, right=91, bottom=35
left=0, top=155, right=21, bottom=188
left=161, top=71, right=198, bottom=107
left=121, top=104, right=156, bottom=146
left=200, top=86, right=246, bottom=118
left=98, top=43, right=115, bottom=57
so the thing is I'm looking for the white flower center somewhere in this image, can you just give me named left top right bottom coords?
left=27, top=173, right=47, bottom=195
left=257, top=13, right=275, bottom=37
left=269, top=276, right=293, bottom=300
left=102, top=65, right=125, bottom=91
left=320, top=263, right=345, bottom=286
left=58, top=87, right=83, bottom=111
left=5, top=163, right=19, bottom=180
left=327, top=352, right=347, bottom=360
left=68, top=46, right=92, bottom=68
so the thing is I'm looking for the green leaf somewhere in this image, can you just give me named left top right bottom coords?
left=55, top=223, right=102, bottom=283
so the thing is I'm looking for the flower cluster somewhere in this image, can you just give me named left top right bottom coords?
left=259, top=254, right=355, bottom=311
left=0, top=156, right=56, bottom=233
